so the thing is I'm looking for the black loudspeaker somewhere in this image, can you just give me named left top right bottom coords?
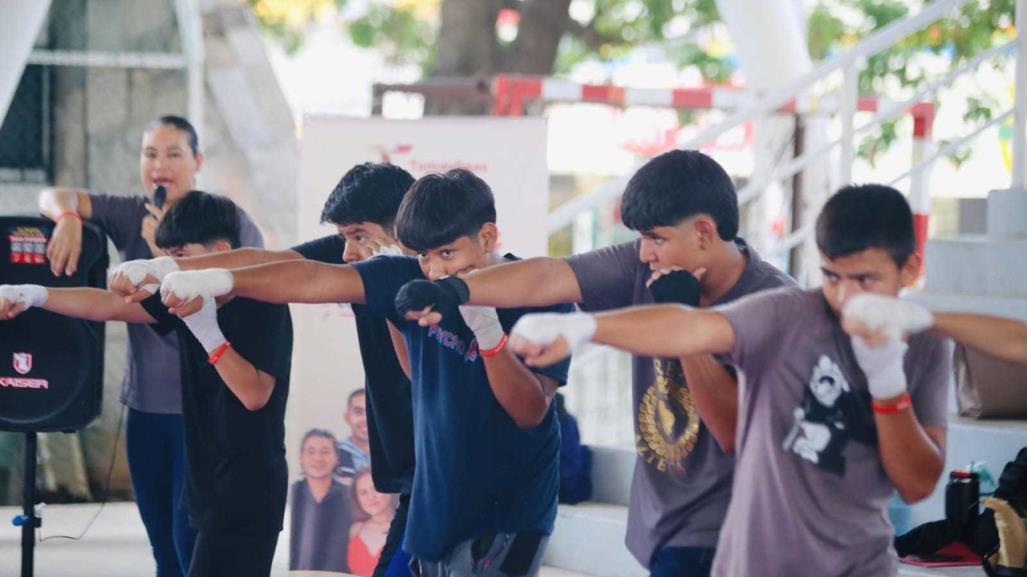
left=0, top=216, right=108, bottom=432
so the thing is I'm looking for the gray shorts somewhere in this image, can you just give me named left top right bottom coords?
left=413, top=532, right=549, bottom=577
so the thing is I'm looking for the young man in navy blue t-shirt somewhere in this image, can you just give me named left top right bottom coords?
left=154, top=169, right=573, bottom=577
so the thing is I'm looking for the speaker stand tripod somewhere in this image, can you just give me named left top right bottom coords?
left=12, top=432, right=40, bottom=577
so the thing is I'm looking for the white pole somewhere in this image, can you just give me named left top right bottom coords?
left=840, top=64, right=859, bottom=185
left=1013, top=0, right=1027, bottom=188
left=0, top=0, right=51, bottom=123
left=175, top=0, right=205, bottom=146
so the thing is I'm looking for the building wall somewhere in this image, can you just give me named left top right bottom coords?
left=0, top=0, right=297, bottom=502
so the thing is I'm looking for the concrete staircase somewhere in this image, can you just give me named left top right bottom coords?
left=543, top=447, right=644, bottom=577
left=543, top=445, right=1004, bottom=577
left=918, top=189, right=1027, bottom=322
left=905, top=186, right=1027, bottom=525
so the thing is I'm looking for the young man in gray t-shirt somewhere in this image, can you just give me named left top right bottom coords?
left=509, top=184, right=952, bottom=577
left=395, top=150, right=793, bottom=576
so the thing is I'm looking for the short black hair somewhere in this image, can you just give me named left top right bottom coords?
left=300, top=428, right=337, bottom=451
left=155, top=190, right=241, bottom=250
left=620, top=149, right=738, bottom=240
left=347, top=388, right=365, bottom=407
left=320, top=163, right=414, bottom=228
left=394, top=169, right=497, bottom=252
left=815, top=184, right=915, bottom=267
left=148, top=115, right=199, bottom=156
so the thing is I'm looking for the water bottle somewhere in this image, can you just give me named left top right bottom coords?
left=946, top=469, right=980, bottom=540
left=888, top=492, right=912, bottom=536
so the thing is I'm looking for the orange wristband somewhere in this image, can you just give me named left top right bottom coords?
left=480, top=333, right=508, bottom=358
left=208, top=341, right=232, bottom=365
left=57, top=210, right=82, bottom=224
left=872, top=392, right=911, bottom=414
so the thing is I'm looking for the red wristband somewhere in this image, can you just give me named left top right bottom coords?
left=872, top=392, right=911, bottom=414
left=480, top=333, right=508, bottom=358
left=57, top=210, right=82, bottom=224
left=208, top=341, right=232, bottom=365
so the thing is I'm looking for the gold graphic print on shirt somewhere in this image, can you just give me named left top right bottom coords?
left=636, top=358, right=699, bottom=472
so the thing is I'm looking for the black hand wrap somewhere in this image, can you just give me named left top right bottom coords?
left=394, top=276, right=470, bottom=318
left=648, top=269, right=701, bottom=307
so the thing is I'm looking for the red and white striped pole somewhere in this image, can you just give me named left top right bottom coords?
left=909, top=103, right=935, bottom=260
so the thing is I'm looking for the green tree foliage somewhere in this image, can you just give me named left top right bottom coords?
left=249, top=0, right=1016, bottom=161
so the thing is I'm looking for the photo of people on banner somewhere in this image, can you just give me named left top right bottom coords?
left=290, top=390, right=399, bottom=575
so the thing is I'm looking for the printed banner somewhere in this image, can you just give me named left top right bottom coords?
left=288, top=115, right=549, bottom=574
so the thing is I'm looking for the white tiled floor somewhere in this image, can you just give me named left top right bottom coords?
left=0, top=502, right=588, bottom=577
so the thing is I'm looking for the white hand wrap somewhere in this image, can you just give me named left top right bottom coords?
left=843, top=294, right=933, bottom=339
left=851, top=336, right=908, bottom=399
left=160, top=269, right=234, bottom=302
left=459, top=305, right=505, bottom=351
left=0, top=285, right=48, bottom=309
left=181, top=296, right=227, bottom=354
left=110, top=256, right=179, bottom=294
left=371, top=244, right=404, bottom=258
left=511, top=312, right=596, bottom=351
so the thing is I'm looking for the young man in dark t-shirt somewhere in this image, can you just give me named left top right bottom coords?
left=151, top=169, right=574, bottom=577
left=1, top=191, right=292, bottom=577
left=398, top=150, right=793, bottom=577
left=107, top=163, right=416, bottom=577
left=507, top=185, right=952, bottom=577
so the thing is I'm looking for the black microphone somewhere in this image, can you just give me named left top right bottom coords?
left=152, top=185, right=167, bottom=209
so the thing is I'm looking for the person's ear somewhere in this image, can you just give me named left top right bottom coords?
left=478, top=222, right=499, bottom=252
left=694, top=217, right=717, bottom=250
left=899, top=252, right=922, bottom=288
left=193, top=152, right=205, bottom=173
left=211, top=239, right=232, bottom=254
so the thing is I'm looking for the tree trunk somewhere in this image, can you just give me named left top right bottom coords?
left=507, top=0, right=574, bottom=74
left=427, top=0, right=503, bottom=114
left=426, top=0, right=571, bottom=114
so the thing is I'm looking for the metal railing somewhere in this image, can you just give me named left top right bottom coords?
left=369, top=1, right=1027, bottom=444
left=548, top=0, right=1025, bottom=259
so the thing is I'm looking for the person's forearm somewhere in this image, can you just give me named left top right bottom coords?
left=44, top=288, right=152, bottom=323
left=465, top=258, right=583, bottom=308
left=39, top=187, right=92, bottom=220
left=877, top=413, right=944, bottom=503
left=213, top=348, right=275, bottom=411
left=592, top=305, right=734, bottom=358
left=177, top=247, right=303, bottom=272
left=231, top=260, right=366, bottom=305
left=933, top=312, right=1027, bottom=364
left=680, top=355, right=739, bottom=453
left=482, top=349, right=554, bottom=428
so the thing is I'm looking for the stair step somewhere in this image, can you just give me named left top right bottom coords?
left=911, top=292, right=1027, bottom=322
left=544, top=502, right=645, bottom=577
left=924, top=237, right=1027, bottom=299
left=987, top=188, right=1027, bottom=239
left=543, top=498, right=997, bottom=577
left=590, top=446, right=635, bottom=506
